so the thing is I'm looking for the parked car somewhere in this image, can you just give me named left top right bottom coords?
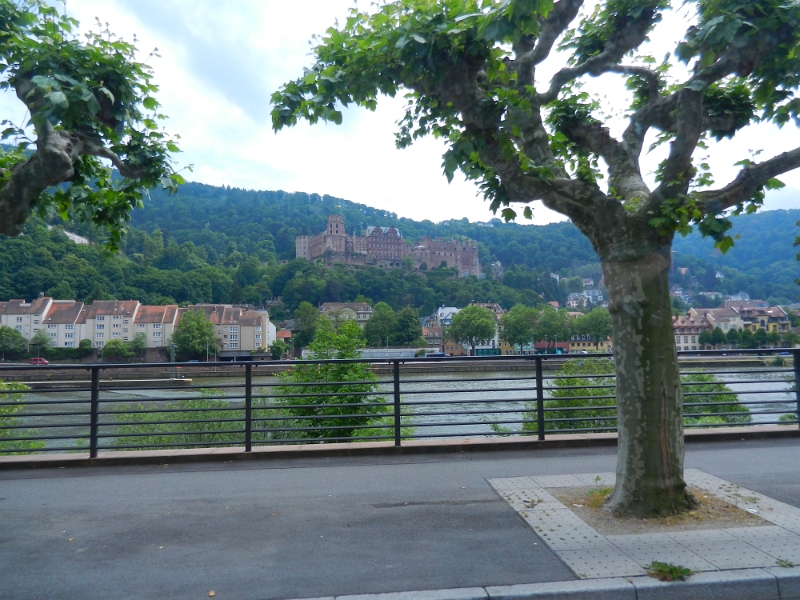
left=29, top=357, right=49, bottom=365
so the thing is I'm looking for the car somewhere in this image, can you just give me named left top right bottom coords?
left=425, top=352, right=447, bottom=358
left=29, top=357, right=49, bottom=365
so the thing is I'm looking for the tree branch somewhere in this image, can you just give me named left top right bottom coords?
left=537, top=8, right=657, bottom=104
left=81, top=141, right=148, bottom=179
left=695, top=147, right=800, bottom=213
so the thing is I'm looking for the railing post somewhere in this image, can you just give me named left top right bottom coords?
left=536, top=356, right=545, bottom=441
left=245, top=363, right=252, bottom=452
left=89, top=367, right=100, bottom=458
left=793, top=350, right=800, bottom=430
left=393, top=360, right=401, bottom=446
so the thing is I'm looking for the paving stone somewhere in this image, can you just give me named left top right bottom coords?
left=617, top=542, right=717, bottom=572
left=521, top=508, right=612, bottom=551
left=606, top=533, right=675, bottom=547
left=488, top=477, right=540, bottom=493
left=665, top=529, right=737, bottom=543
left=491, top=486, right=561, bottom=512
left=759, top=510, right=800, bottom=533
left=529, top=474, right=584, bottom=488
left=724, top=526, right=798, bottom=540
left=682, top=540, right=777, bottom=569
left=485, top=578, right=636, bottom=600
left=336, top=589, right=488, bottom=600
left=764, top=566, right=800, bottom=600
left=557, top=547, right=646, bottom=578
left=741, top=536, right=800, bottom=564
left=572, top=472, right=615, bottom=487
left=629, top=568, right=780, bottom=600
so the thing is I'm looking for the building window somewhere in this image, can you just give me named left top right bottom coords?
left=138, top=324, right=146, bottom=328
left=230, top=334, right=238, bottom=342
left=153, top=324, right=161, bottom=329
left=65, top=333, right=74, bottom=339
left=230, top=326, right=238, bottom=333
left=96, top=333, right=104, bottom=339
left=33, top=319, right=39, bottom=324
left=15, top=317, right=22, bottom=323
left=153, top=332, right=161, bottom=338
left=230, top=343, right=238, bottom=350
left=113, top=315, right=120, bottom=321
left=15, top=326, right=21, bottom=331
left=123, top=320, right=129, bottom=325
left=113, top=324, right=120, bottom=329
left=123, top=328, right=128, bottom=333
left=255, top=326, right=262, bottom=332
left=690, top=336, right=695, bottom=343
left=112, top=332, right=120, bottom=337
left=48, top=325, right=57, bottom=329
left=255, top=335, right=261, bottom=341
left=96, top=324, right=104, bottom=330
left=49, top=333, right=56, bottom=338
left=96, top=341, right=104, bottom=348
left=683, top=336, right=688, bottom=343
left=96, top=316, right=105, bottom=322
left=64, top=342, right=74, bottom=348
left=65, top=324, right=74, bottom=330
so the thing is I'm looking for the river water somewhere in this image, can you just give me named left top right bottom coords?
left=8, top=367, right=797, bottom=450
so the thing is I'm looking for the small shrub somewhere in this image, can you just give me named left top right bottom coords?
left=646, top=562, right=692, bottom=581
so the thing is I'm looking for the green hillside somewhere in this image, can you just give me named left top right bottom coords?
left=0, top=181, right=797, bottom=315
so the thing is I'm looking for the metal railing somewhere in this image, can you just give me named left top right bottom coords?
left=1, top=349, right=798, bottom=456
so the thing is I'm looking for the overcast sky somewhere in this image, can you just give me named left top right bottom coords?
left=5, top=0, right=799, bottom=225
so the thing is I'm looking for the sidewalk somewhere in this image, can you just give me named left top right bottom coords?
left=2, top=438, right=800, bottom=599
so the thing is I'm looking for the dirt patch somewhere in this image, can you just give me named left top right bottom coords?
left=548, top=486, right=767, bottom=536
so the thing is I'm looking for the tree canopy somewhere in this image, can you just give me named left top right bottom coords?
left=447, top=304, right=496, bottom=354
left=0, top=0, right=183, bottom=249
left=172, top=309, right=217, bottom=359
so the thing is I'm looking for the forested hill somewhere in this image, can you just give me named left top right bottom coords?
left=0, top=180, right=798, bottom=315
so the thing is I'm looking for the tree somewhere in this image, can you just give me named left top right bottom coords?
left=275, top=319, right=392, bottom=440
left=500, top=304, right=539, bottom=350
left=269, top=339, right=290, bottom=360
left=0, top=0, right=183, bottom=250
left=726, top=328, right=742, bottom=347
left=172, top=309, right=218, bottom=359
left=0, top=326, right=27, bottom=360
left=572, top=308, right=612, bottom=349
left=710, top=327, right=727, bottom=348
left=447, top=305, right=496, bottom=356
left=364, top=302, right=396, bottom=347
left=393, top=305, right=422, bottom=346
left=101, top=338, right=132, bottom=361
left=272, top=0, right=800, bottom=516
left=28, top=328, right=51, bottom=356
left=534, top=306, right=570, bottom=349
left=129, top=332, right=147, bottom=360
left=293, top=302, right=320, bottom=349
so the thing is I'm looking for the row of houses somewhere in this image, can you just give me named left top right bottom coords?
left=672, top=303, right=790, bottom=351
left=0, top=296, right=276, bottom=358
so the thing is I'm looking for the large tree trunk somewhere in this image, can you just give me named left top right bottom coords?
left=599, top=237, right=694, bottom=517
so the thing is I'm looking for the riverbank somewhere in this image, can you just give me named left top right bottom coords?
left=0, top=355, right=780, bottom=382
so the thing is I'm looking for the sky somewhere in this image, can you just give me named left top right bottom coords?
left=3, top=0, right=799, bottom=226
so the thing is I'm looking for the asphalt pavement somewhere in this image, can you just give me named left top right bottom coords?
left=2, top=438, right=800, bottom=600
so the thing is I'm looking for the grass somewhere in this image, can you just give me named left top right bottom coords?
left=776, top=558, right=795, bottom=568
left=585, top=487, right=613, bottom=509
left=646, top=561, right=692, bottom=581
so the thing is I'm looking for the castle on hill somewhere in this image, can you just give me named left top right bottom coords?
left=295, top=215, right=481, bottom=277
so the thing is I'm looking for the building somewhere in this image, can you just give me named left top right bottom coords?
left=42, top=300, right=83, bottom=347
left=319, top=302, right=373, bottom=328
left=422, top=326, right=444, bottom=350
left=672, top=315, right=711, bottom=351
left=433, top=306, right=460, bottom=327
left=133, top=305, right=179, bottom=348
left=470, top=302, right=512, bottom=355
left=568, top=335, right=612, bottom=353
left=567, top=293, right=586, bottom=309
left=0, top=296, right=54, bottom=341
left=296, top=215, right=481, bottom=276
left=79, top=300, right=141, bottom=348
left=181, top=304, right=275, bottom=357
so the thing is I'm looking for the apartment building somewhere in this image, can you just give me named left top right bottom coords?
left=319, top=302, right=373, bottom=328
left=672, top=315, right=711, bottom=351
left=42, top=300, right=83, bottom=347
left=133, top=305, right=179, bottom=348
left=0, top=296, right=53, bottom=341
left=182, top=304, right=275, bottom=356
left=78, top=300, right=141, bottom=348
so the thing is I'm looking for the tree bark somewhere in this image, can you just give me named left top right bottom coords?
left=599, top=235, right=694, bottom=517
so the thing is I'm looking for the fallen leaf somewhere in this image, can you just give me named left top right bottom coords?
left=68, top=538, right=74, bottom=542
left=208, top=592, right=216, bottom=597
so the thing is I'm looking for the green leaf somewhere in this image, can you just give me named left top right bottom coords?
left=142, top=97, right=158, bottom=111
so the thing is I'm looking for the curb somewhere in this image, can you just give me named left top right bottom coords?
left=287, top=567, right=800, bottom=600
left=1, top=426, right=799, bottom=470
